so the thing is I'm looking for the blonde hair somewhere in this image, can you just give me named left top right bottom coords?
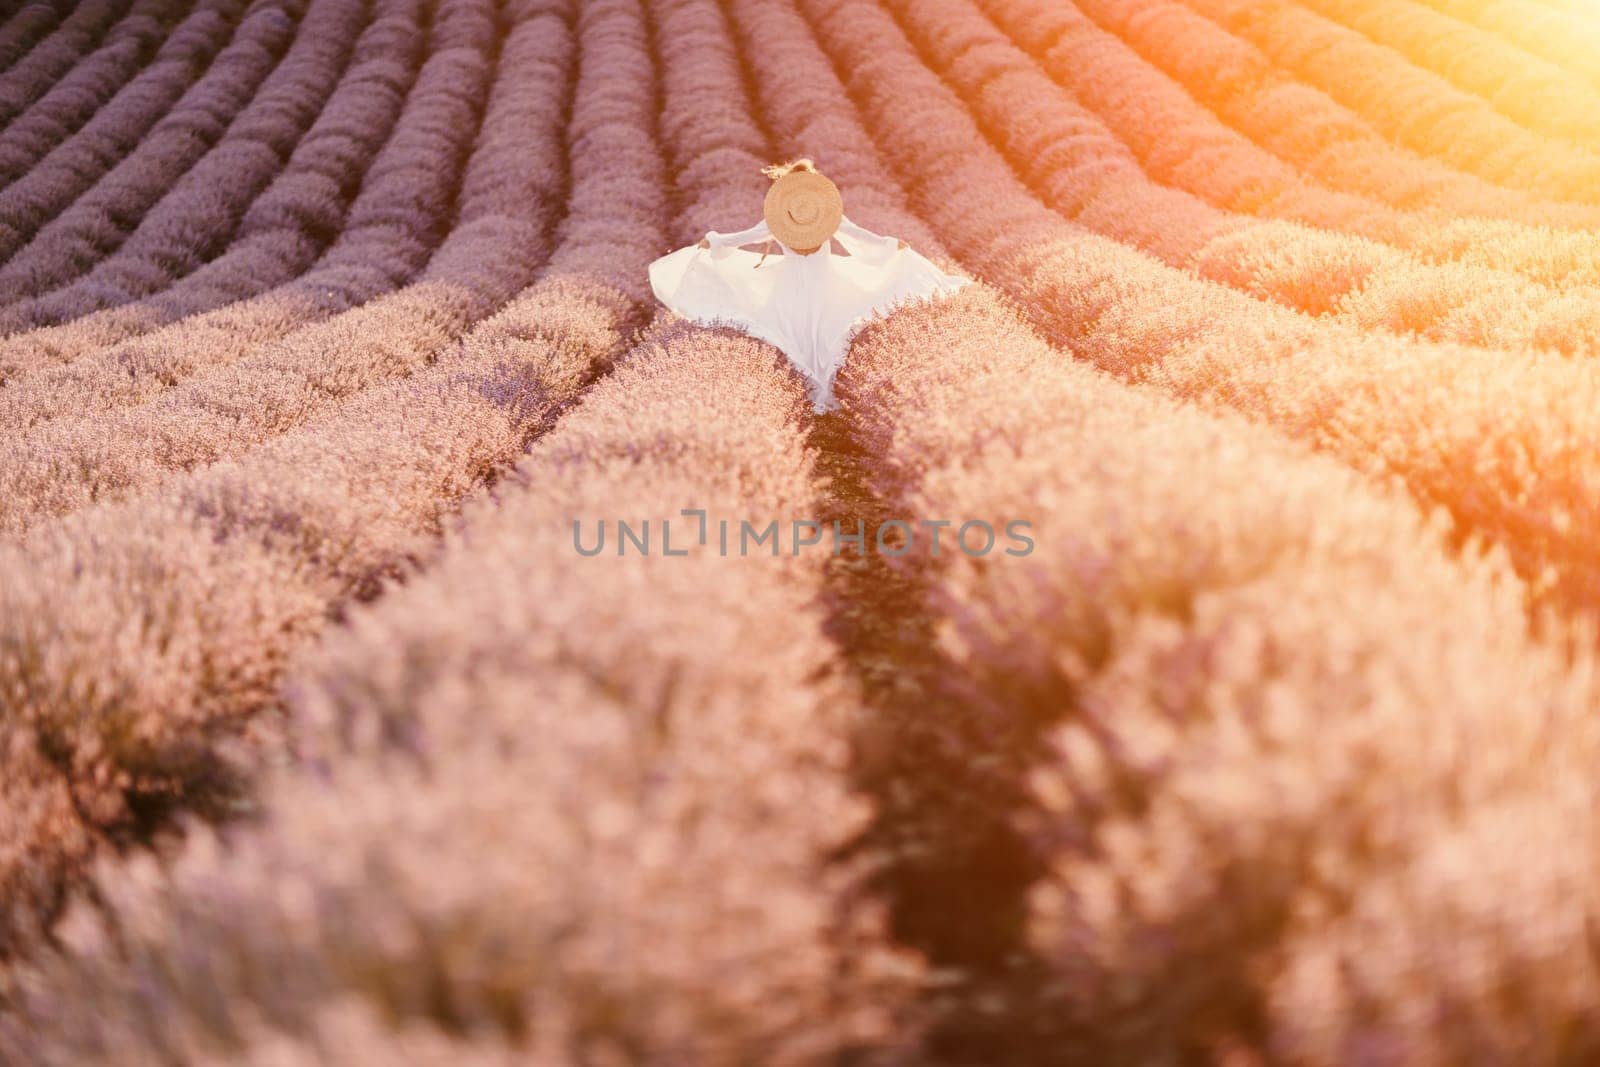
left=762, top=157, right=817, bottom=181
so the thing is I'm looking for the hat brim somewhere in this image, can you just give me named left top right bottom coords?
left=764, top=171, right=843, bottom=250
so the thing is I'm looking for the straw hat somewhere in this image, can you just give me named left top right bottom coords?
left=764, top=169, right=843, bottom=251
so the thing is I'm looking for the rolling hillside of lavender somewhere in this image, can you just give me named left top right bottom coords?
left=4, top=0, right=1600, bottom=1062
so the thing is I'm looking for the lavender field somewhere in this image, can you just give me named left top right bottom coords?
left=4, top=0, right=1600, bottom=1062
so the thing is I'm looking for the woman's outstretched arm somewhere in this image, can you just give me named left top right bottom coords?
left=700, top=218, right=773, bottom=250
left=835, top=215, right=906, bottom=262
left=837, top=215, right=888, bottom=242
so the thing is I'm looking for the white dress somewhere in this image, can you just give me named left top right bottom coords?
left=648, top=215, right=969, bottom=411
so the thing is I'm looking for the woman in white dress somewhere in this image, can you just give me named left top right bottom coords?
left=649, top=159, right=969, bottom=412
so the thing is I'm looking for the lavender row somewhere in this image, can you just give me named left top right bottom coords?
left=1052, top=0, right=1600, bottom=235
left=0, top=0, right=249, bottom=265
left=1304, top=0, right=1600, bottom=147
left=0, top=0, right=422, bottom=378
left=990, top=0, right=1600, bottom=283
left=0, top=3, right=64, bottom=69
left=1430, top=0, right=1600, bottom=94
left=0, top=318, right=915, bottom=1063
left=893, top=0, right=1600, bottom=354
left=0, top=0, right=559, bottom=538
left=0, top=0, right=182, bottom=189
left=0, top=0, right=127, bottom=130
left=797, top=0, right=1600, bottom=621
left=1187, top=0, right=1600, bottom=203
left=841, top=279, right=1600, bottom=1062
left=0, top=0, right=309, bottom=304
left=0, top=0, right=462, bottom=433
left=0, top=0, right=575, bottom=955
left=0, top=0, right=369, bottom=333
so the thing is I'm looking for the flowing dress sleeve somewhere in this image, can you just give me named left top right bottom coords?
left=807, top=216, right=970, bottom=411
left=834, top=215, right=902, bottom=267
left=649, top=216, right=789, bottom=357
left=706, top=219, right=774, bottom=258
